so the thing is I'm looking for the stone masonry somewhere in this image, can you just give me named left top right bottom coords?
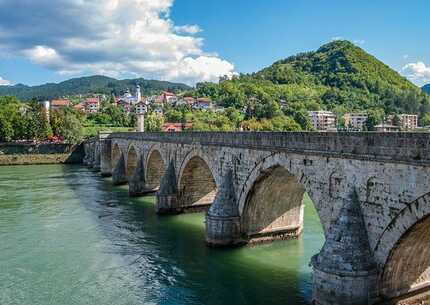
left=84, top=131, right=430, bottom=305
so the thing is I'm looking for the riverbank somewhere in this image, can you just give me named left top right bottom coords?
left=0, top=142, right=84, bottom=166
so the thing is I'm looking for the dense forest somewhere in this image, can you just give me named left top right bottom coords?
left=190, top=40, right=430, bottom=127
left=0, top=76, right=191, bottom=101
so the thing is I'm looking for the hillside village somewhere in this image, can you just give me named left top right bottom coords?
left=44, top=83, right=421, bottom=133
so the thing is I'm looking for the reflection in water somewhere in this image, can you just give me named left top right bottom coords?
left=0, top=165, right=324, bottom=305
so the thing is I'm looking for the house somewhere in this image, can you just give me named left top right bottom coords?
left=73, top=103, right=86, bottom=112
left=308, top=111, right=337, bottom=131
left=85, top=97, right=100, bottom=113
left=344, top=112, right=368, bottom=130
left=162, top=122, right=193, bottom=132
left=117, top=99, right=133, bottom=113
left=193, top=98, right=212, bottom=111
left=50, top=99, right=71, bottom=111
left=153, top=107, right=163, bottom=116
left=375, top=124, right=400, bottom=132
left=134, top=100, right=147, bottom=114
left=159, top=91, right=178, bottom=105
left=184, top=97, right=196, bottom=106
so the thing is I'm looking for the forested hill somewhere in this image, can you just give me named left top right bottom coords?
left=423, top=84, right=430, bottom=95
left=0, top=75, right=191, bottom=101
left=194, top=40, right=430, bottom=124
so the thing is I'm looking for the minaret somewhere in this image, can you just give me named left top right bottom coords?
left=136, top=84, right=142, bottom=103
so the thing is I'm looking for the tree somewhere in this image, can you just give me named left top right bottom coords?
left=145, top=113, right=164, bottom=131
left=365, top=109, right=385, bottom=131
left=51, top=109, right=83, bottom=143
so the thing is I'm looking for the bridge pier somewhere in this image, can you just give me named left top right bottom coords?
left=100, top=133, right=112, bottom=177
left=311, top=191, right=377, bottom=305
left=206, top=170, right=241, bottom=247
left=129, top=158, right=154, bottom=197
left=156, top=161, right=181, bottom=214
left=112, top=154, right=127, bottom=185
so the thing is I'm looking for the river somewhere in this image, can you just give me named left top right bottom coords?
left=0, top=165, right=324, bottom=305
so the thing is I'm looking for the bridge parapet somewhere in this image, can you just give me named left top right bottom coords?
left=109, top=132, right=430, bottom=165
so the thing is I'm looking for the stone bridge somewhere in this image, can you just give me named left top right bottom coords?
left=84, top=132, right=430, bottom=305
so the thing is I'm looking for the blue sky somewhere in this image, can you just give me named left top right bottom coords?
left=0, top=0, right=429, bottom=86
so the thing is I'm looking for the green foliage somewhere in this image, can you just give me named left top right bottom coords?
left=50, top=108, right=84, bottom=143
left=242, top=115, right=301, bottom=131
left=423, top=84, right=430, bottom=95
left=145, top=113, right=164, bottom=132
left=87, top=104, right=134, bottom=127
left=191, top=111, right=236, bottom=131
left=188, top=40, right=430, bottom=130
left=0, top=75, right=191, bottom=101
left=364, top=109, right=385, bottom=131
left=0, top=96, right=53, bottom=142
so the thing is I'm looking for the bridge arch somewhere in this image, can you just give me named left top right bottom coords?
left=126, top=145, right=139, bottom=180
left=145, top=147, right=166, bottom=191
left=111, top=143, right=122, bottom=170
left=375, top=192, right=430, bottom=299
left=237, top=153, right=319, bottom=242
left=178, top=151, right=218, bottom=211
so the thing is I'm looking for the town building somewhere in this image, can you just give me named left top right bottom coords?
left=85, top=97, right=100, bottom=113
left=344, top=112, right=368, bottom=130
left=117, top=85, right=144, bottom=113
left=162, top=122, right=193, bottom=132
left=134, top=101, right=147, bottom=114
left=153, top=107, right=163, bottom=116
left=399, top=114, right=418, bottom=130
left=159, top=91, right=178, bottom=105
left=308, top=111, right=337, bottom=131
left=375, top=124, right=400, bottom=132
left=193, top=98, right=212, bottom=111
left=184, top=97, right=196, bottom=106
left=73, top=103, right=86, bottom=112
left=50, top=99, right=71, bottom=111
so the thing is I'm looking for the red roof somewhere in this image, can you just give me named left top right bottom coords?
left=197, top=98, right=211, bottom=103
left=85, top=98, right=99, bottom=104
left=74, top=103, right=85, bottom=110
left=162, top=91, right=175, bottom=96
left=51, top=99, right=71, bottom=107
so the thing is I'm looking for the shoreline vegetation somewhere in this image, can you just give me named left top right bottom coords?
left=0, top=142, right=84, bottom=166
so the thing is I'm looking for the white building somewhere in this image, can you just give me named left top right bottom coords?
left=344, top=112, right=368, bottom=130
left=399, top=114, right=418, bottom=130
left=308, top=111, right=337, bottom=131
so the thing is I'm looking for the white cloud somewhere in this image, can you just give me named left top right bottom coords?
left=353, top=39, right=365, bottom=45
left=0, top=76, right=10, bottom=86
left=331, top=36, right=344, bottom=41
left=174, top=25, right=202, bottom=35
left=0, top=0, right=235, bottom=85
left=402, top=62, right=430, bottom=84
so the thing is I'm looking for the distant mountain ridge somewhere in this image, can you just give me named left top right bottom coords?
left=423, top=84, right=430, bottom=95
left=0, top=75, right=191, bottom=101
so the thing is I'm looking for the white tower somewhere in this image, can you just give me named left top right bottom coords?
left=136, top=84, right=142, bottom=103
left=40, top=100, right=50, bottom=123
left=135, top=100, right=146, bottom=132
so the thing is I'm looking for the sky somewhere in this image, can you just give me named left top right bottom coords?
left=0, top=0, right=429, bottom=87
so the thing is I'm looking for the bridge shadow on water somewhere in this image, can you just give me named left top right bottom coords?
left=62, top=165, right=325, bottom=305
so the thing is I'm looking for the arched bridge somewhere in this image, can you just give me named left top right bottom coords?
left=84, top=132, right=430, bottom=305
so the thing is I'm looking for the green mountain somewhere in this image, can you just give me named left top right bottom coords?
left=423, top=84, right=430, bottom=95
left=195, top=40, right=430, bottom=123
left=0, top=75, right=191, bottom=101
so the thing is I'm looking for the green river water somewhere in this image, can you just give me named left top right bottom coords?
left=0, top=165, right=324, bottom=305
